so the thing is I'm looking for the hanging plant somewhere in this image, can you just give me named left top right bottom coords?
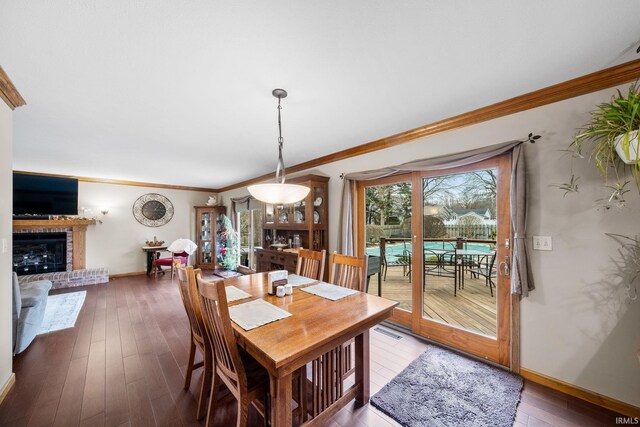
left=558, top=83, right=640, bottom=207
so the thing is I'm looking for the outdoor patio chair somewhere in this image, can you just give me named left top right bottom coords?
left=468, top=252, right=497, bottom=296
left=423, top=248, right=457, bottom=294
left=381, top=242, right=411, bottom=282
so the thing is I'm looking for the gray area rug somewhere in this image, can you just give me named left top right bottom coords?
left=371, top=345, right=523, bottom=427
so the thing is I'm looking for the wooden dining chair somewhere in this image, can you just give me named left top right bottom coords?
left=296, top=248, right=327, bottom=281
left=175, top=261, right=211, bottom=420
left=196, top=274, right=271, bottom=427
left=328, top=252, right=368, bottom=291
left=306, top=252, right=368, bottom=418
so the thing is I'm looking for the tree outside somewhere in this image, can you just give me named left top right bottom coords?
left=364, top=169, right=497, bottom=243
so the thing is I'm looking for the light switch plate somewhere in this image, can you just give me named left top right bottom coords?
left=533, top=235, right=552, bottom=251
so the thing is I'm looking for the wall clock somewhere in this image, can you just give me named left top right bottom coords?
left=132, top=193, right=174, bottom=227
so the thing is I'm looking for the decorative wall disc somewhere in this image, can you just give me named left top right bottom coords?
left=132, top=193, right=174, bottom=227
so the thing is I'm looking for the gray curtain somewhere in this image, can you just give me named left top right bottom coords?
left=230, top=195, right=258, bottom=230
left=338, top=139, right=534, bottom=297
left=510, top=144, right=534, bottom=297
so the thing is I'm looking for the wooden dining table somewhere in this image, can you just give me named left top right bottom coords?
left=222, top=272, right=398, bottom=427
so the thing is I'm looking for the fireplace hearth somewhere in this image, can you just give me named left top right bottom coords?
left=13, top=232, right=67, bottom=275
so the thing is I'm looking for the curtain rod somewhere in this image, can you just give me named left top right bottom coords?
left=339, top=132, right=541, bottom=179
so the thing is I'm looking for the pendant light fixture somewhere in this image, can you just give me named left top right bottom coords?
left=248, top=89, right=310, bottom=204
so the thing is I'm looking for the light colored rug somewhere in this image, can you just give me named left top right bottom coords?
left=38, top=291, right=87, bottom=334
left=371, top=345, right=523, bottom=427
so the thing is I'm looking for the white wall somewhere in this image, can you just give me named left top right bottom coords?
left=221, top=87, right=640, bottom=406
left=0, top=101, right=13, bottom=392
left=80, top=182, right=215, bottom=275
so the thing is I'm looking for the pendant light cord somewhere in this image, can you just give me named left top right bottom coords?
left=275, top=96, right=287, bottom=184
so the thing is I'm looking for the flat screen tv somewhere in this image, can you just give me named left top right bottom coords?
left=13, top=173, right=79, bottom=216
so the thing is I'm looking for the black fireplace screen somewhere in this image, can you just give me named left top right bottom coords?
left=13, top=232, right=67, bottom=275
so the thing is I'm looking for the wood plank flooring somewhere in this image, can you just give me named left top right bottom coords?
left=370, top=267, right=497, bottom=336
left=1, top=274, right=623, bottom=426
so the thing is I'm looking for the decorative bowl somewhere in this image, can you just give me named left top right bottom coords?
left=145, top=240, right=165, bottom=247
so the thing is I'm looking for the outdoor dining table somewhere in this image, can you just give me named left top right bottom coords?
left=222, top=272, right=398, bottom=427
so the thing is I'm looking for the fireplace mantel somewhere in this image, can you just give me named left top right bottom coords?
left=13, top=219, right=97, bottom=228
left=13, top=219, right=97, bottom=270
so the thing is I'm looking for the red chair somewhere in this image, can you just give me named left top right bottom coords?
left=152, top=238, right=197, bottom=279
left=152, top=251, right=189, bottom=279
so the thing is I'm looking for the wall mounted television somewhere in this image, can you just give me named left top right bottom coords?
left=13, top=173, right=79, bottom=217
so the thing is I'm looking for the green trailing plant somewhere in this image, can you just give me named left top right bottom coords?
left=566, top=83, right=640, bottom=201
left=551, top=174, right=579, bottom=197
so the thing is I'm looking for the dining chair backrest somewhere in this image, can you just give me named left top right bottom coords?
left=328, top=252, right=368, bottom=291
left=296, top=248, right=327, bottom=281
left=196, top=274, right=247, bottom=396
left=175, top=262, right=206, bottom=344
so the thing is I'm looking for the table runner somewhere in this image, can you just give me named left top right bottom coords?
left=229, top=299, right=292, bottom=331
left=300, top=282, right=359, bottom=301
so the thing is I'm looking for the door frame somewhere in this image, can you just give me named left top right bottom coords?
left=356, top=154, right=518, bottom=369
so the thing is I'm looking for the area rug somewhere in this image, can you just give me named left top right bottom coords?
left=38, top=291, right=86, bottom=334
left=370, top=345, right=523, bottom=427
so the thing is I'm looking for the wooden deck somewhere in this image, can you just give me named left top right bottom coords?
left=367, top=266, right=497, bottom=336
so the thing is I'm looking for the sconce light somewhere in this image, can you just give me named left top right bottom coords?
left=100, top=207, right=110, bottom=215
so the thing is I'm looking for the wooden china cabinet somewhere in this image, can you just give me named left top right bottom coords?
left=194, top=205, right=226, bottom=269
left=256, top=174, right=329, bottom=274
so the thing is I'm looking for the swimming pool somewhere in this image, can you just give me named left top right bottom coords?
left=366, top=242, right=493, bottom=257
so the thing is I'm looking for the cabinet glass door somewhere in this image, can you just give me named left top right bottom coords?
left=200, top=212, right=212, bottom=264
left=293, top=200, right=306, bottom=225
left=313, top=185, right=325, bottom=225
left=276, top=204, right=291, bottom=225
left=265, top=204, right=275, bottom=225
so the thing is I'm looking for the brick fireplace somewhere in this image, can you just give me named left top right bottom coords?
left=13, top=231, right=69, bottom=275
left=13, top=219, right=109, bottom=289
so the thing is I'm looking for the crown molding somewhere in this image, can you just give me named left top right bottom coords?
left=13, top=170, right=219, bottom=193
left=217, top=58, right=640, bottom=193
left=0, top=66, right=26, bottom=110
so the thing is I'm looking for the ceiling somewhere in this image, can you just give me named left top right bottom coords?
left=1, top=1, right=639, bottom=189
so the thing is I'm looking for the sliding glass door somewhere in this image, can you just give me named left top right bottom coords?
left=358, top=155, right=512, bottom=366
left=359, top=174, right=413, bottom=327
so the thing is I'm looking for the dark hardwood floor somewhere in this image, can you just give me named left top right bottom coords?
left=1, top=274, right=624, bottom=426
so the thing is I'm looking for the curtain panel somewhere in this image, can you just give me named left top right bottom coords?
left=230, top=195, right=260, bottom=230
left=338, top=140, right=534, bottom=297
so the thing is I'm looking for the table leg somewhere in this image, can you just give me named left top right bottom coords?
left=355, top=329, right=370, bottom=405
left=270, top=372, right=293, bottom=427
left=377, top=271, right=382, bottom=297
left=146, top=252, right=154, bottom=275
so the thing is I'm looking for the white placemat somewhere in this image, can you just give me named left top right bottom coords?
left=229, top=299, right=292, bottom=331
left=225, top=285, right=251, bottom=303
left=287, top=274, right=319, bottom=287
left=300, top=282, right=359, bottom=301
